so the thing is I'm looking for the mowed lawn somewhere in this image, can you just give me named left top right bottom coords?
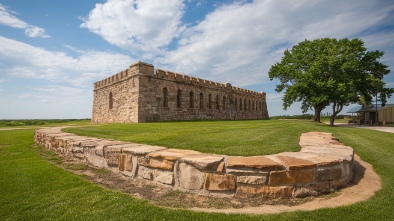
left=1, top=120, right=393, bottom=220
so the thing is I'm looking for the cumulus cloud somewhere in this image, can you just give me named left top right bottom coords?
left=0, top=3, right=50, bottom=38
left=80, top=0, right=185, bottom=57
left=0, top=36, right=134, bottom=86
left=78, top=0, right=394, bottom=89
left=162, top=0, right=394, bottom=87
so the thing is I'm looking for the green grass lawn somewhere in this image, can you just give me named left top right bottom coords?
left=1, top=120, right=394, bottom=220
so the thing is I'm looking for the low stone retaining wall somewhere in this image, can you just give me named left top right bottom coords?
left=34, top=127, right=354, bottom=199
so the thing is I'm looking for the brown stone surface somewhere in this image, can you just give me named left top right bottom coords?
left=176, top=162, right=206, bottom=190
left=275, top=156, right=316, bottom=170
left=122, top=145, right=166, bottom=155
left=235, top=185, right=294, bottom=198
left=216, top=161, right=225, bottom=172
left=149, top=158, right=174, bottom=170
left=227, top=156, right=285, bottom=170
left=104, top=145, right=123, bottom=167
left=307, top=156, right=340, bottom=167
left=178, top=154, right=224, bottom=171
left=236, top=175, right=267, bottom=185
left=317, top=168, right=342, bottom=181
left=269, top=170, right=315, bottom=186
left=118, top=153, right=133, bottom=172
left=204, top=173, right=236, bottom=191
left=149, top=149, right=201, bottom=161
left=155, top=172, right=174, bottom=185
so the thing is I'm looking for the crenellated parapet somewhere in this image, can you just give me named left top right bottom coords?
left=94, top=62, right=265, bottom=97
left=94, top=62, right=154, bottom=90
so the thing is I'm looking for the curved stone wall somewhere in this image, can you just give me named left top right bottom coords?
left=34, top=127, right=354, bottom=199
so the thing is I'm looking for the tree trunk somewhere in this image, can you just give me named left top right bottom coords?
left=330, top=102, right=344, bottom=126
left=314, top=106, right=323, bottom=122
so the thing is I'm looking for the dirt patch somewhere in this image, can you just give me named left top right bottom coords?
left=35, top=145, right=381, bottom=213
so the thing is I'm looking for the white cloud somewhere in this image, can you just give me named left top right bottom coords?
left=78, top=0, right=393, bottom=89
left=161, top=0, right=394, bottom=88
left=80, top=0, right=185, bottom=57
left=0, top=3, right=50, bottom=38
left=0, top=36, right=134, bottom=87
left=25, top=26, right=50, bottom=38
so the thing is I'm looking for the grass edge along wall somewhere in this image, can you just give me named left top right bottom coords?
left=92, top=61, right=269, bottom=123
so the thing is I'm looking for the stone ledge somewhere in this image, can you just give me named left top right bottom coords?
left=34, top=128, right=354, bottom=199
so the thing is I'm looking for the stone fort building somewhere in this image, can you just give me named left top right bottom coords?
left=92, top=62, right=269, bottom=123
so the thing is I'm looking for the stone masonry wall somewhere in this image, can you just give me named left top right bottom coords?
left=92, top=62, right=269, bottom=123
left=35, top=127, right=354, bottom=199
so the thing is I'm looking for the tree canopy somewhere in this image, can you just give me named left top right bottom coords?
left=268, top=38, right=393, bottom=125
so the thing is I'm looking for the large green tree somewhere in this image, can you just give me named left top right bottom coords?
left=269, top=38, right=393, bottom=125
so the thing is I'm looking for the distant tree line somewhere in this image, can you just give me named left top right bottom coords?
left=0, top=119, right=90, bottom=127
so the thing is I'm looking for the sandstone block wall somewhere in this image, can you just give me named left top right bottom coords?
left=35, top=128, right=354, bottom=199
left=92, top=62, right=269, bottom=123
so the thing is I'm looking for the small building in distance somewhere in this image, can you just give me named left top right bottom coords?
left=347, top=104, right=394, bottom=124
left=92, top=61, right=269, bottom=123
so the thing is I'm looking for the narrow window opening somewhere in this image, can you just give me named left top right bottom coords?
left=209, top=94, right=212, bottom=109
left=200, top=93, right=204, bottom=110
left=222, top=96, right=226, bottom=110
left=216, top=95, right=219, bottom=109
left=109, top=92, right=113, bottom=109
left=177, top=89, right=182, bottom=108
left=190, top=91, right=194, bottom=108
left=163, top=88, right=168, bottom=107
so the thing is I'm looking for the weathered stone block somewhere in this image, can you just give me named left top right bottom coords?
left=85, top=154, right=108, bottom=168
left=175, top=162, right=206, bottom=190
left=149, top=158, right=174, bottom=170
left=104, top=145, right=123, bottom=167
left=269, top=170, right=315, bottom=186
left=149, top=149, right=201, bottom=161
left=235, top=185, right=294, bottom=198
left=236, top=175, right=266, bottom=185
left=122, top=144, right=166, bottom=155
left=227, top=156, right=285, bottom=170
left=118, top=153, right=133, bottom=172
left=204, top=173, right=236, bottom=191
left=275, top=156, right=316, bottom=170
left=317, top=168, right=342, bottom=181
left=138, top=166, right=153, bottom=180
left=156, top=172, right=174, bottom=185
left=178, top=154, right=224, bottom=171
left=293, top=187, right=318, bottom=198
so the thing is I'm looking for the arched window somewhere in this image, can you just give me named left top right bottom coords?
left=222, top=96, right=226, bottom=110
left=200, top=93, right=204, bottom=110
left=248, top=99, right=251, bottom=111
left=109, top=92, right=113, bottom=109
left=209, top=94, right=212, bottom=109
left=177, top=89, right=182, bottom=108
left=235, top=98, right=237, bottom=111
left=244, top=99, right=247, bottom=111
left=163, top=88, right=168, bottom=107
left=190, top=91, right=194, bottom=108
left=239, top=98, right=242, bottom=111
left=216, top=95, right=219, bottom=109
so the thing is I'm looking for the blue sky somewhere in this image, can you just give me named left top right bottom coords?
left=0, top=0, right=393, bottom=119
